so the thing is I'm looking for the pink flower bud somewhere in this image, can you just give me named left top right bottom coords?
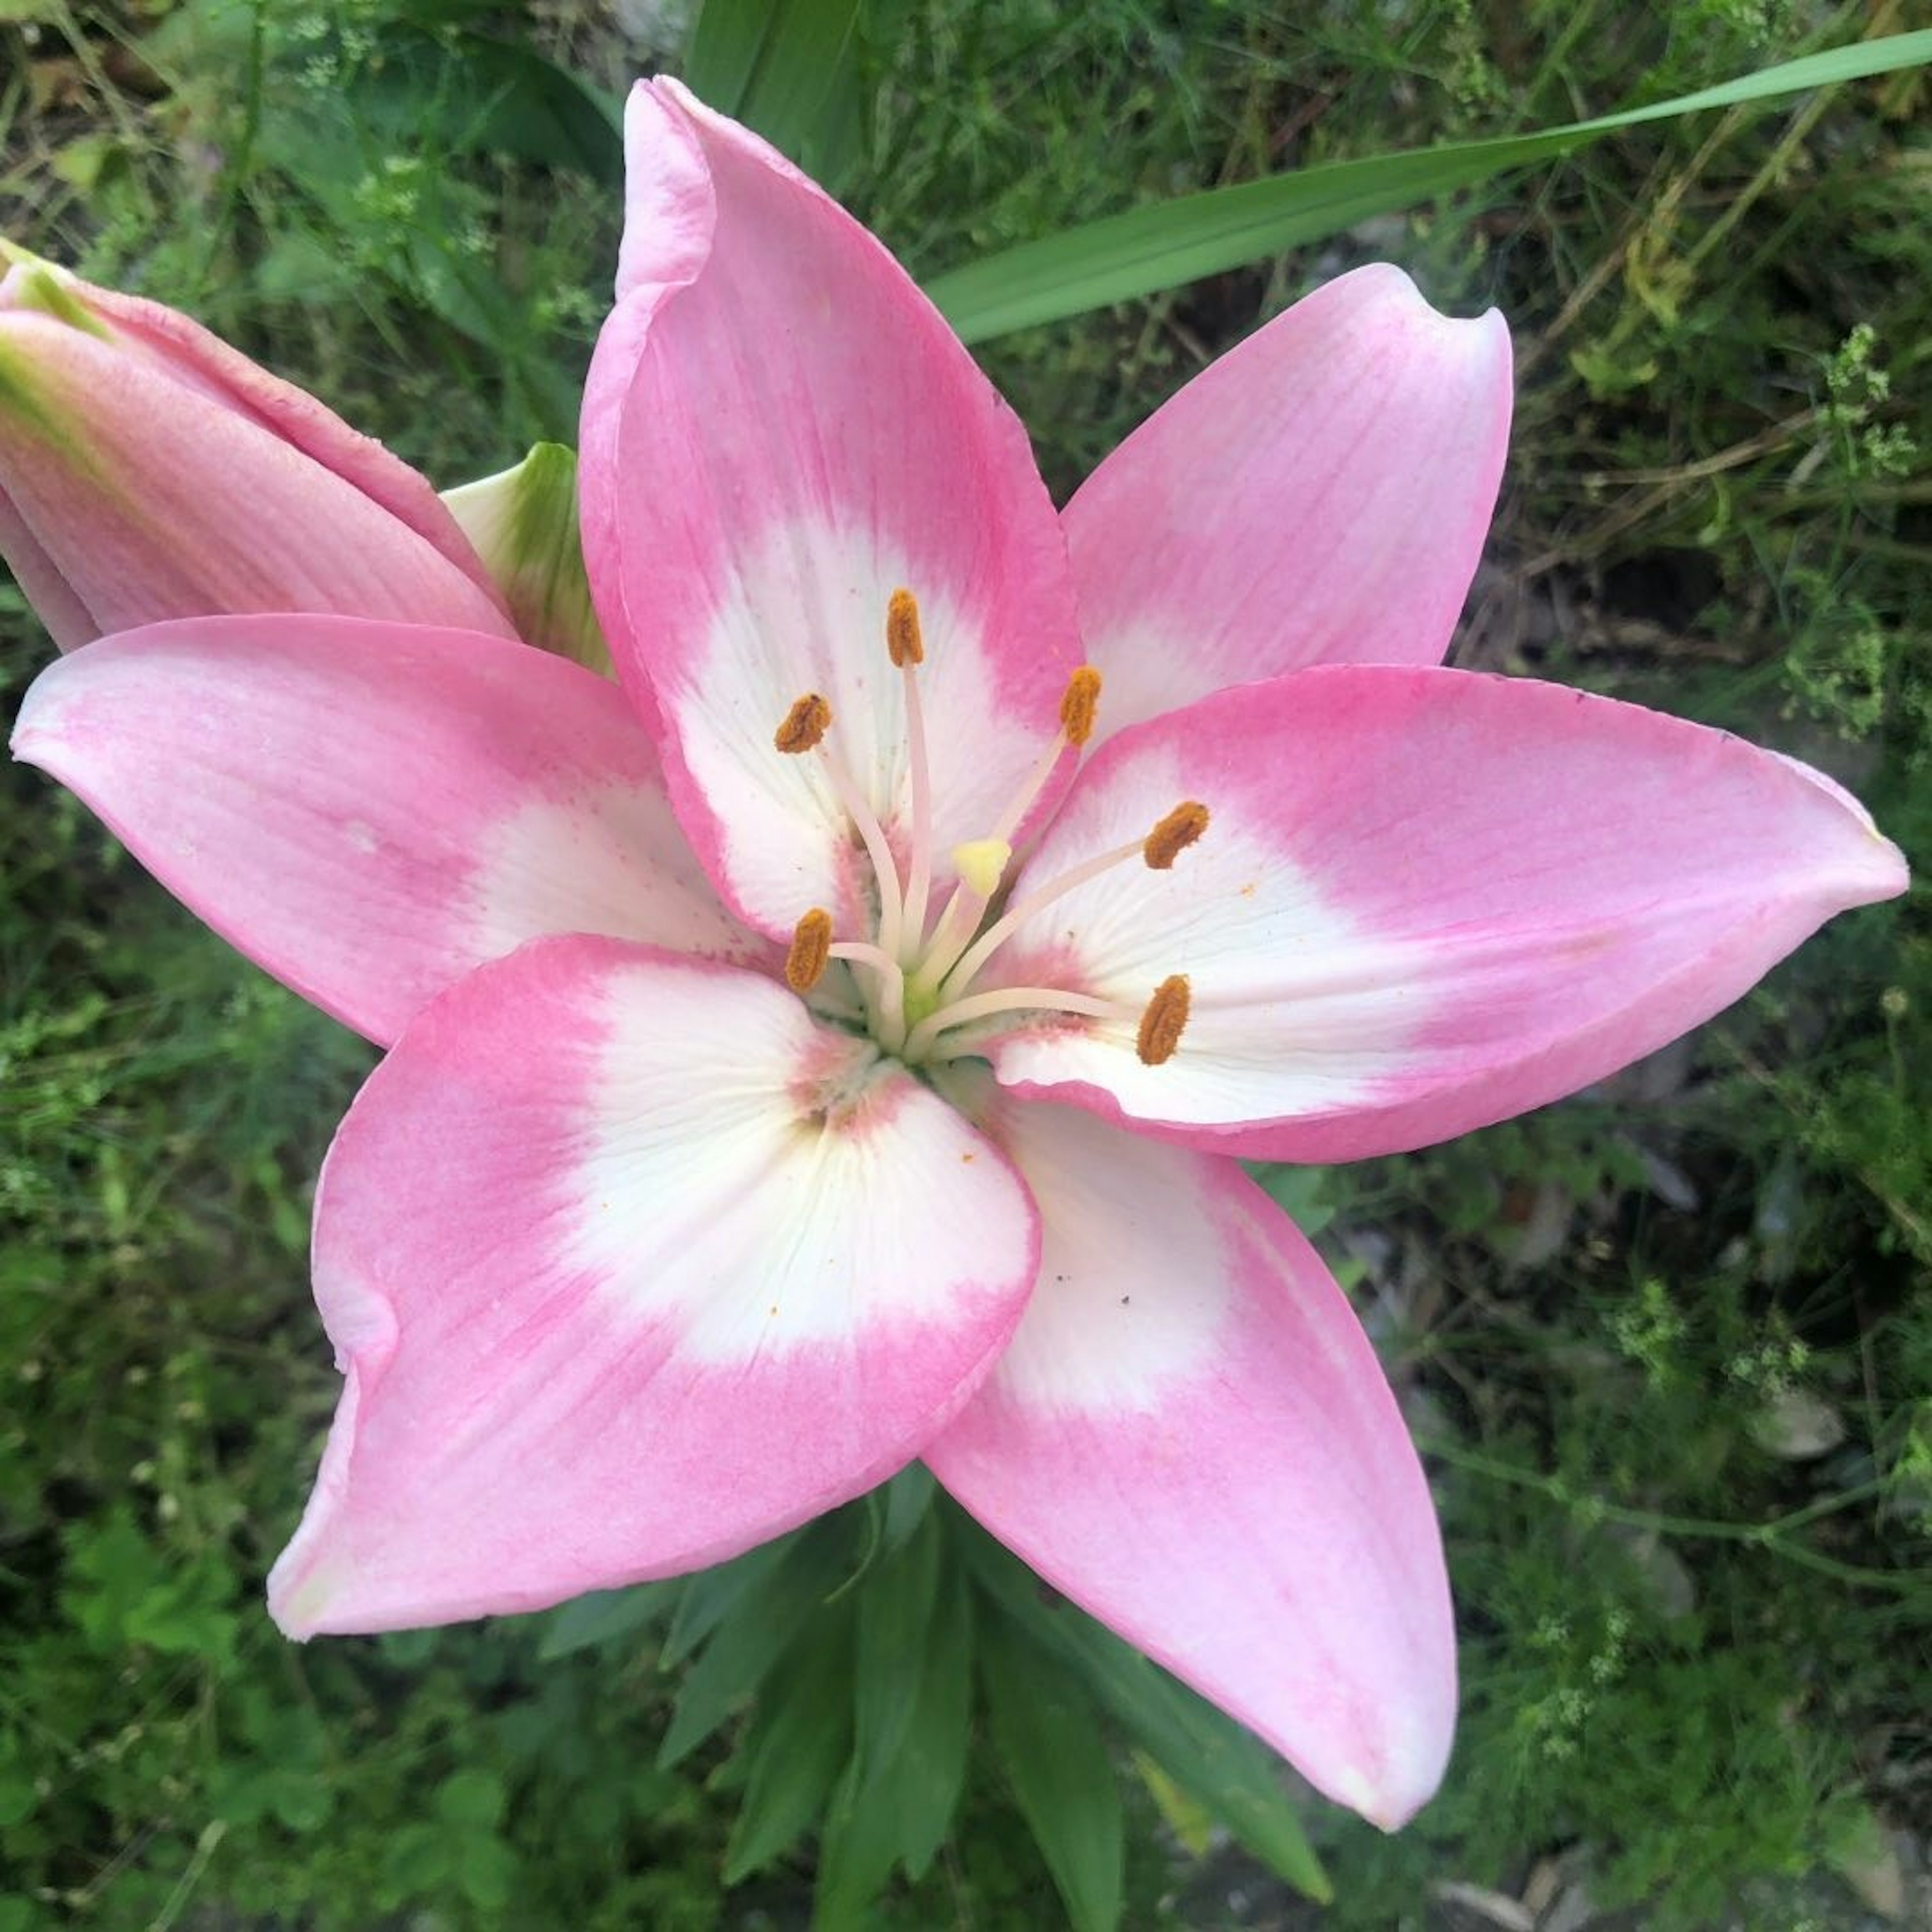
left=0, top=245, right=514, bottom=650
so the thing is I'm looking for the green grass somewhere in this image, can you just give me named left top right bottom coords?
left=2, top=1, right=1927, bottom=1925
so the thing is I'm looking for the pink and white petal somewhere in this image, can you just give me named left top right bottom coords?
left=925, top=1093, right=1452, bottom=1827
left=1063, top=266, right=1512, bottom=738
left=983, top=667, right=1907, bottom=1161
left=12, top=615, right=758, bottom=1047
left=269, top=938, right=1039, bottom=1635
left=580, top=79, right=1082, bottom=938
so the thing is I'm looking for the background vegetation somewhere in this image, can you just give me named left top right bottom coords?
left=1, top=1, right=1926, bottom=1925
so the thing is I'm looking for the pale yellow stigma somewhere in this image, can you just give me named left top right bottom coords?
left=774, top=692, right=832, bottom=754
left=886, top=587, right=925, bottom=667
left=1144, top=800, right=1210, bottom=870
left=952, top=837, right=1013, bottom=899
left=785, top=908, right=834, bottom=992
left=1059, top=666, right=1102, bottom=747
left=1136, top=974, right=1191, bottom=1066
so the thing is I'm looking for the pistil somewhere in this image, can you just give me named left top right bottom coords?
left=934, top=799, right=1209, bottom=1003
left=906, top=664, right=1107, bottom=995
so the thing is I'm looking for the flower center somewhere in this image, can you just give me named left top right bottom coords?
left=775, top=588, right=1206, bottom=1071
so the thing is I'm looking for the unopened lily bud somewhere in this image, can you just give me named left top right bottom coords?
left=0, top=242, right=514, bottom=651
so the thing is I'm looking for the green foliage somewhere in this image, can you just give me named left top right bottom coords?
left=2, top=0, right=1928, bottom=1925
left=925, top=30, right=1932, bottom=342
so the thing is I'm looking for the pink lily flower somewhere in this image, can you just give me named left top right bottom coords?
left=10, top=82, right=1906, bottom=1830
left=0, top=242, right=514, bottom=649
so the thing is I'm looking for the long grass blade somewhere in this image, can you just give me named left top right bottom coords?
left=927, top=31, right=1932, bottom=341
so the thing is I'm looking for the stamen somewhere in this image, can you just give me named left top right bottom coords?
left=830, top=940, right=908, bottom=1048
left=985, top=666, right=1106, bottom=849
left=785, top=909, right=833, bottom=992
left=1136, top=975, right=1191, bottom=1065
left=774, top=692, right=832, bottom=754
left=938, top=800, right=1211, bottom=1001
left=894, top=591, right=936, bottom=951
left=1059, top=666, right=1102, bottom=747
left=909, top=666, right=1109, bottom=995
left=773, top=692, right=907, bottom=960
left=902, top=986, right=1128, bottom=1064
left=1144, top=800, right=1209, bottom=869
left=886, top=587, right=925, bottom=667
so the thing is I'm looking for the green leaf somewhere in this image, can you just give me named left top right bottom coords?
left=436, top=1767, right=508, bottom=1833
left=661, top=1527, right=800, bottom=1669
left=659, top=1527, right=848, bottom=1767
left=852, top=1507, right=942, bottom=1779
left=878, top=1461, right=938, bottom=1556
left=926, top=30, right=1932, bottom=342
left=685, top=0, right=868, bottom=190
left=456, top=1835, right=518, bottom=1913
left=811, top=1517, right=973, bottom=1920
left=867, top=1552, right=975, bottom=1882
left=812, top=1756, right=901, bottom=1931
left=721, top=1617, right=856, bottom=1882
left=350, top=31, right=623, bottom=181
left=961, top=1520, right=1329, bottom=1903
left=979, top=1618, right=1123, bottom=1932
left=536, top=1579, right=674, bottom=1660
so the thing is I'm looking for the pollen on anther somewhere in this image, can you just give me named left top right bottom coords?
left=1059, top=666, right=1102, bottom=746
left=1136, top=974, right=1191, bottom=1066
left=886, top=587, right=925, bottom=667
left=785, top=909, right=834, bottom=992
left=774, top=692, right=833, bottom=754
left=1144, top=800, right=1210, bottom=869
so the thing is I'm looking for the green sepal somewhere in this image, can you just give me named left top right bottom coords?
left=440, top=442, right=612, bottom=674
left=0, top=251, right=110, bottom=337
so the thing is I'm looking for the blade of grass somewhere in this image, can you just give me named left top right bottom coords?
left=926, top=30, right=1932, bottom=342
left=684, top=0, right=866, bottom=185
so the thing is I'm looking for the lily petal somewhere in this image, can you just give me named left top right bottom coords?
left=1063, top=266, right=1512, bottom=737
left=270, top=937, right=1040, bottom=1636
left=12, top=616, right=756, bottom=1046
left=925, top=1092, right=1452, bottom=1827
left=984, top=667, right=1908, bottom=1161
left=581, top=78, right=1082, bottom=939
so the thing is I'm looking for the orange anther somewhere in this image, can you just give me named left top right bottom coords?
left=1135, top=974, right=1191, bottom=1066
left=886, top=587, right=925, bottom=668
left=1143, top=801, right=1209, bottom=870
left=1059, top=666, right=1102, bottom=747
left=774, top=692, right=833, bottom=754
left=785, top=909, right=834, bottom=992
